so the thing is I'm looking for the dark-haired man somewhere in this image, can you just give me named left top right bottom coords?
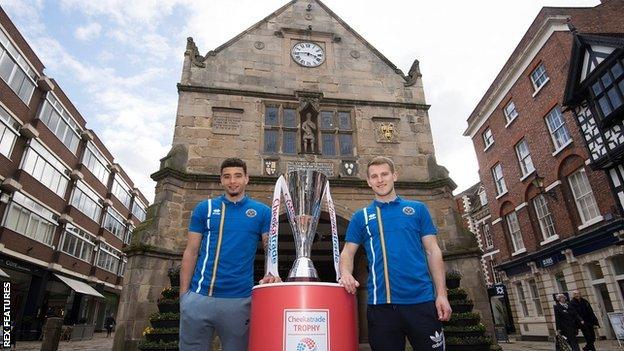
left=339, top=156, right=451, bottom=350
left=179, top=158, right=279, bottom=351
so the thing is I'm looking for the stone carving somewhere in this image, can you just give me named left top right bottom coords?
left=295, top=91, right=323, bottom=113
left=350, top=50, right=360, bottom=59
left=264, top=160, right=278, bottom=176
left=185, top=37, right=206, bottom=68
left=404, top=59, right=421, bottom=87
left=341, top=161, right=357, bottom=177
left=287, top=161, right=334, bottom=177
left=372, top=117, right=400, bottom=143
left=301, top=113, right=317, bottom=153
left=211, top=108, right=243, bottom=135
left=254, top=41, right=265, bottom=50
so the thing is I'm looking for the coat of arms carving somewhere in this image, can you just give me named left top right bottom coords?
left=264, top=160, right=278, bottom=176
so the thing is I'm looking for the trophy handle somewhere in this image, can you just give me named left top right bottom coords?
left=324, top=181, right=342, bottom=282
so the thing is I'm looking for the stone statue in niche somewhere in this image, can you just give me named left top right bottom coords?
left=301, top=112, right=317, bottom=153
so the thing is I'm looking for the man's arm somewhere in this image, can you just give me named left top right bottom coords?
left=422, top=235, right=452, bottom=321
left=259, top=233, right=282, bottom=284
left=180, top=232, right=202, bottom=296
left=338, top=242, right=360, bottom=294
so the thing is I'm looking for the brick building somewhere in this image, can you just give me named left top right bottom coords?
left=0, top=6, right=149, bottom=340
left=464, top=0, right=624, bottom=341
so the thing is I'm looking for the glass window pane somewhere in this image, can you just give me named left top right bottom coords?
left=264, top=130, right=278, bottom=153
left=265, top=107, right=278, bottom=126
left=320, top=111, right=334, bottom=129
left=592, top=82, right=603, bottom=96
left=0, top=55, right=14, bottom=81
left=283, top=109, right=296, bottom=128
left=612, top=62, right=623, bottom=79
left=601, top=72, right=613, bottom=88
left=339, top=134, right=352, bottom=155
left=322, top=133, right=335, bottom=155
left=283, top=131, right=296, bottom=154
left=338, top=112, right=351, bottom=130
left=599, top=97, right=613, bottom=115
left=607, top=88, right=622, bottom=110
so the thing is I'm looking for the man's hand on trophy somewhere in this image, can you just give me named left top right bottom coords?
left=259, top=273, right=282, bottom=285
left=338, top=273, right=360, bottom=294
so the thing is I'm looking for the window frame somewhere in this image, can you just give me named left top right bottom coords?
left=103, top=206, right=127, bottom=240
left=515, top=139, right=535, bottom=177
left=505, top=211, right=525, bottom=253
left=37, top=92, right=82, bottom=155
left=568, top=167, right=601, bottom=225
left=70, top=181, right=103, bottom=223
left=545, top=107, right=572, bottom=151
left=483, top=223, right=493, bottom=249
left=21, top=139, right=70, bottom=197
left=0, top=103, right=20, bottom=159
left=532, top=194, right=556, bottom=240
left=82, top=141, right=111, bottom=186
left=96, top=242, right=121, bottom=274
left=60, top=224, right=95, bottom=263
left=589, top=58, right=624, bottom=124
left=111, top=176, right=132, bottom=209
left=482, top=128, right=494, bottom=150
left=319, top=109, right=354, bottom=157
left=527, top=279, right=544, bottom=316
left=530, top=63, right=549, bottom=91
left=491, top=163, right=507, bottom=196
left=263, top=104, right=299, bottom=155
left=0, top=27, right=38, bottom=104
left=1, top=192, right=58, bottom=246
left=504, top=101, right=519, bottom=124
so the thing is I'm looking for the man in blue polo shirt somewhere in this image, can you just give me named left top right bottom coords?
left=179, top=158, right=279, bottom=351
left=339, top=156, right=452, bottom=350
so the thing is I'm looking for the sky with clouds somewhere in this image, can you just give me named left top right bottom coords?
left=1, top=0, right=600, bottom=201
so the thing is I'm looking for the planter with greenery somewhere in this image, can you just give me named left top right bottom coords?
left=443, top=277, right=497, bottom=351
left=144, top=327, right=180, bottom=343
left=157, top=297, right=180, bottom=314
left=168, top=266, right=180, bottom=288
left=138, top=339, right=179, bottom=351
left=446, top=270, right=462, bottom=289
left=149, top=312, right=180, bottom=329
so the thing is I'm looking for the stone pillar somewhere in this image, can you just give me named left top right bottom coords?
left=528, top=262, right=556, bottom=339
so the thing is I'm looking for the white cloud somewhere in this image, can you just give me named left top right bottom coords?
left=74, top=22, right=101, bottom=41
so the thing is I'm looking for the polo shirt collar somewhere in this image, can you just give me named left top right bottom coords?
left=221, top=194, right=248, bottom=206
left=373, top=195, right=402, bottom=207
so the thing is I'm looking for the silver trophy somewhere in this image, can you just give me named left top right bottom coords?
left=284, top=170, right=327, bottom=281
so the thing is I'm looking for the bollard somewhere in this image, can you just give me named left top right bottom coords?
left=40, top=317, right=63, bottom=351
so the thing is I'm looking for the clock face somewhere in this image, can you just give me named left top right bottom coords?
left=291, top=42, right=325, bottom=67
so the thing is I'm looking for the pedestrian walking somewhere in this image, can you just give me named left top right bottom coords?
left=555, top=293, right=581, bottom=351
left=570, top=290, right=599, bottom=351
left=104, top=313, right=115, bottom=338
left=339, top=156, right=451, bottom=351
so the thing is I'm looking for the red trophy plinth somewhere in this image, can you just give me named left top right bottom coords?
left=248, top=282, right=358, bottom=351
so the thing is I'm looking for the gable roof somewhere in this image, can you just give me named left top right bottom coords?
left=563, top=32, right=624, bottom=106
left=197, top=0, right=415, bottom=84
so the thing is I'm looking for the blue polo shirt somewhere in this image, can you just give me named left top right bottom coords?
left=345, top=196, right=437, bottom=305
left=188, top=195, right=270, bottom=298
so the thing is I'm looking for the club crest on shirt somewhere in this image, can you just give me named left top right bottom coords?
left=246, top=209, right=257, bottom=218
left=212, top=208, right=221, bottom=216
left=402, top=206, right=415, bottom=215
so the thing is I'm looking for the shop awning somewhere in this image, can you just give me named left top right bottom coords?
left=54, top=274, right=104, bottom=298
left=0, top=268, right=8, bottom=278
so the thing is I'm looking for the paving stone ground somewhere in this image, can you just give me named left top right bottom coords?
left=9, top=332, right=114, bottom=351
left=11, top=334, right=624, bottom=351
left=499, top=339, right=623, bottom=351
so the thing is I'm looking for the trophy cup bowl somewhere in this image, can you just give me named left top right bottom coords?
left=284, top=170, right=327, bottom=281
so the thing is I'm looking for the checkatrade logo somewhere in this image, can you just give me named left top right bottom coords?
left=296, top=337, right=317, bottom=351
